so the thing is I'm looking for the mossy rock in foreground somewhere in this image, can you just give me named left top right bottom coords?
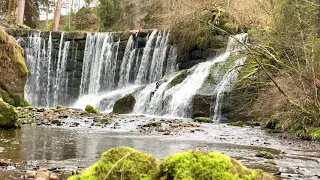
left=68, top=147, right=160, bottom=180
left=69, top=147, right=274, bottom=180
left=113, top=94, right=136, bottom=114
left=0, top=98, right=19, bottom=129
left=159, top=151, right=274, bottom=180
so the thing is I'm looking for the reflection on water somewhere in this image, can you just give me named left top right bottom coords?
left=1, top=125, right=319, bottom=179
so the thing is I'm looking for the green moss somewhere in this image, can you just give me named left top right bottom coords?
left=25, top=106, right=35, bottom=110
left=168, top=70, right=190, bottom=89
left=308, top=127, right=320, bottom=141
left=256, top=152, right=275, bottom=159
left=113, top=94, right=136, bottom=114
left=51, top=119, right=62, bottom=126
left=246, top=121, right=261, bottom=126
left=0, top=28, right=28, bottom=77
left=265, top=116, right=280, bottom=129
left=68, top=147, right=160, bottom=180
left=228, top=121, right=245, bottom=127
left=159, top=151, right=273, bottom=180
left=37, top=108, right=45, bottom=112
left=0, top=99, right=19, bottom=129
left=143, top=120, right=162, bottom=127
left=56, top=105, right=67, bottom=111
left=265, top=129, right=282, bottom=133
left=85, top=105, right=100, bottom=114
left=194, top=117, right=213, bottom=123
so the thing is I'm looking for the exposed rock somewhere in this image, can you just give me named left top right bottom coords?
left=256, top=152, right=275, bottom=159
left=192, top=94, right=213, bottom=118
left=0, top=27, right=29, bottom=107
left=0, top=98, right=19, bottom=129
left=113, top=94, right=136, bottom=114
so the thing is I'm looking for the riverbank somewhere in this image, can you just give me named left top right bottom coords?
left=0, top=107, right=319, bottom=179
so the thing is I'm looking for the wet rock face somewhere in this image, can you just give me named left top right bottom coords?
left=113, top=94, right=136, bottom=114
left=192, top=94, right=213, bottom=118
left=0, top=99, right=19, bottom=129
left=0, top=28, right=28, bottom=107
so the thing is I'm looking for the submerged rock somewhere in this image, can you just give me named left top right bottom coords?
left=0, top=28, right=29, bottom=107
left=68, top=147, right=274, bottom=180
left=113, top=94, right=136, bottom=114
left=0, top=99, right=19, bottom=129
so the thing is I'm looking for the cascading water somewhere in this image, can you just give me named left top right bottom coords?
left=213, top=34, right=248, bottom=121
left=74, top=29, right=177, bottom=111
left=24, top=32, right=76, bottom=107
left=79, top=33, right=120, bottom=95
left=133, top=33, right=248, bottom=118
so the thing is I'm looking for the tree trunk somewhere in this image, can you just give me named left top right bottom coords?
left=53, top=0, right=63, bottom=32
left=45, top=3, right=49, bottom=27
left=17, top=0, right=25, bottom=24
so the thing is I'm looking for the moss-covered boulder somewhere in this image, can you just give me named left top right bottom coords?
left=158, top=151, right=274, bottom=180
left=69, top=147, right=274, bottom=180
left=194, top=117, right=213, bottom=123
left=0, top=98, right=19, bottom=129
left=0, top=27, right=29, bottom=107
left=113, top=94, right=136, bottom=114
left=168, top=70, right=190, bottom=88
left=68, top=147, right=160, bottom=180
left=85, top=105, right=100, bottom=114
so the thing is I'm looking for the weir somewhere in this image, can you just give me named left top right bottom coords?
left=13, top=28, right=247, bottom=119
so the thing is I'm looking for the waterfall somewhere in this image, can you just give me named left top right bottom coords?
left=24, top=32, right=50, bottom=107
left=79, top=33, right=120, bottom=95
left=75, top=30, right=176, bottom=111
left=24, top=29, right=177, bottom=110
left=118, top=35, right=135, bottom=88
left=135, top=30, right=158, bottom=84
left=53, top=38, right=70, bottom=107
left=133, top=33, right=248, bottom=118
left=24, top=32, right=77, bottom=108
left=213, top=34, right=248, bottom=121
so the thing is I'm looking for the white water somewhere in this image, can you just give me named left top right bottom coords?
left=72, top=85, right=144, bottom=112
left=79, top=33, right=119, bottom=95
left=213, top=34, right=248, bottom=121
left=75, top=30, right=177, bottom=111
left=134, top=33, right=248, bottom=118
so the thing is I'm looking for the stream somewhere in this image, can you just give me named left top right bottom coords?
left=0, top=116, right=319, bottom=180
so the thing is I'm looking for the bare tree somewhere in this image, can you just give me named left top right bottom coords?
left=17, top=0, right=25, bottom=24
left=53, top=0, right=63, bottom=31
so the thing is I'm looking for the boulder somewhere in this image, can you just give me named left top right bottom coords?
left=192, top=94, right=213, bottom=118
left=69, top=147, right=274, bottom=180
left=68, top=147, right=160, bottom=180
left=0, top=27, right=29, bottom=107
left=113, top=94, right=136, bottom=114
left=0, top=98, right=19, bottom=129
left=159, top=151, right=274, bottom=180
